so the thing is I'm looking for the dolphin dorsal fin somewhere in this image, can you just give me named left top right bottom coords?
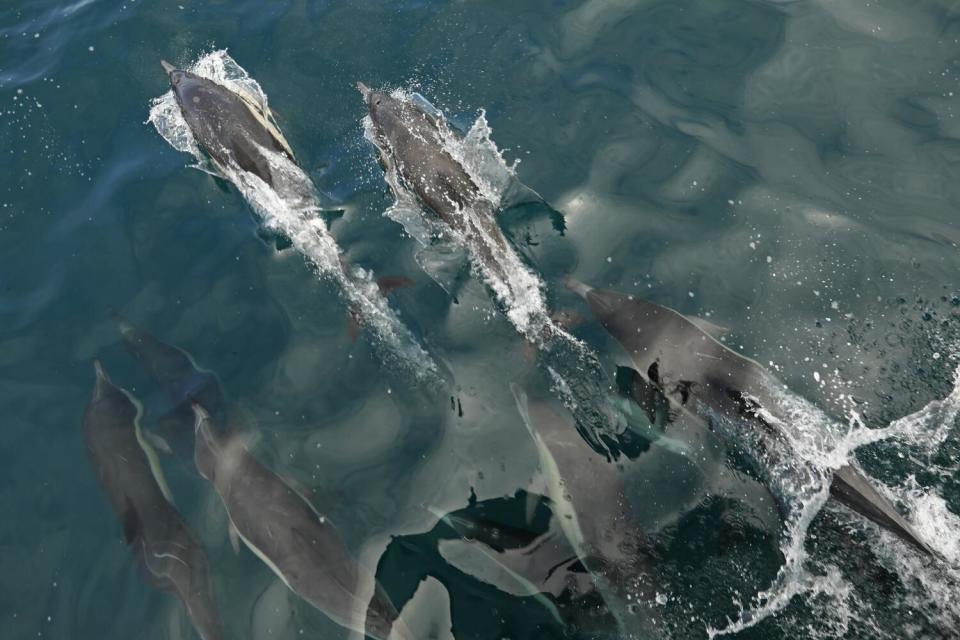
left=684, top=314, right=730, bottom=340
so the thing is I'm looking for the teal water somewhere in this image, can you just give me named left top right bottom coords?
left=3, top=1, right=960, bottom=638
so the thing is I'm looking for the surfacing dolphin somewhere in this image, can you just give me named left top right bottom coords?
left=567, top=278, right=937, bottom=558
left=83, top=361, right=223, bottom=640
left=161, top=59, right=295, bottom=188
left=191, top=405, right=412, bottom=640
left=358, top=82, right=523, bottom=300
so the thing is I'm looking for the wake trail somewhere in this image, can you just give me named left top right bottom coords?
left=148, top=51, right=442, bottom=386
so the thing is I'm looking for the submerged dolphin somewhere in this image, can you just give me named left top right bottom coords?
left=568, top=279, right=937, bottom=558
left=161, top=59, right=295, bottom=187
left=116, top=316, right=229, bottom=454
left=512, top=388, right=664, bottom=637
left=358, top=83, right=515, bottom=286
left=191, top=405, right=411, bottom=640
left=83, top=361, right=223, bottom=640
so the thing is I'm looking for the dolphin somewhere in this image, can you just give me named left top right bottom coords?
left=191, top=405, right=412, bottom=640
left=358, top=83, right=515, bottom=287
left=161, top=59, right=295, bottom=187
left=116, top=317, right=225, bottom=415
left=567, top=278, right=938, bottom=558
left=83, top=361, right=224, bottom=640
left=511, top=387, right=668, bottom=638
left=114, top=316, right=231, bottom=461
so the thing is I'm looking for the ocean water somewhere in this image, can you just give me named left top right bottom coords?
left=2, top=1, right=960, bottom=639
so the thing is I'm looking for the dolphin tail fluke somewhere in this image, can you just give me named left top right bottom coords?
left=830, top=465, right=938, bottom=558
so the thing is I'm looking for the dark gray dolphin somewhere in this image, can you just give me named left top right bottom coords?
left=358, top=83, right=513, bottom=283
left=568, top=279, right=938, bottom=558
left=83, top=361, right=224, bottom=640
left=512, top=388, right=662, bottom=637
left=162, top=60, right=295, bottom=187
left=116, top=316, right=228, bottom=438
left=191, top=405, right=412, bottom=640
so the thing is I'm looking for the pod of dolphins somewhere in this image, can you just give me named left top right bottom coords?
left=82, top=58, right=944, bottom=639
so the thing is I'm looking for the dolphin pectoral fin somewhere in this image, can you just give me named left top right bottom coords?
left=228, top=520, right=241, bottom=554
left=321, top=208, right=345, bottom=228
left=830, top=465, right=937, bottom=558
left=212, top=174, right=233, bottom=194
left=548, top=310, right=586, bottom=331
left=684, top=314, right=730, bottom=340
left=615, top=366, right=657, bottom=424
left=376, top=276, right=415, bottom=296
left=143, top=429, right=173, bottom=455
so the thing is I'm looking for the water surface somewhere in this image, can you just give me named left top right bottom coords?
left=2, top=1, right=960, bottom=638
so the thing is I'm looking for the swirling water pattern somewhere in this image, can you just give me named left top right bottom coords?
left=2, top=1, right=959, bottom=639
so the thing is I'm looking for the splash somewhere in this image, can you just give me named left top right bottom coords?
left=363, top=90, right=625, bottom=451
left=148, top=51, right=441, bottom=383
left=708, top=365, right=960, bottom=636
left=362, top=92, right=547, bottom=336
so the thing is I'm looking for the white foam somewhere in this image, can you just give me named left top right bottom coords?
left=709, top=366, right=960, bottom=636
left=149, top=51, right=440, bottom=382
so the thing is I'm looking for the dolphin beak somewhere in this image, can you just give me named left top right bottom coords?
left=565, top=277, right=594, bottom=299
left=356, top=81, right=371, bottom=102
left=160, top=59, right=176, bottom=76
